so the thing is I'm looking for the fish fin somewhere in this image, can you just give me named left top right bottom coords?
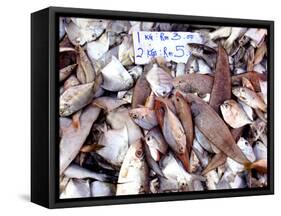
left=254, top=108, right=267, bottom=123
left=202, top=152, right=227, bottom=175
left=72, top=111, right=82, bottom=129
left=80, top=143, right=105, bottom=153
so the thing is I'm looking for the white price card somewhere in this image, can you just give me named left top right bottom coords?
left=132, top=31, right=203, bottom=64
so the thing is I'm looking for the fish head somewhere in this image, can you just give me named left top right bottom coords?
left=155, top=85, right=172, bottom=97
left=124, top=76, right=134, bottom=88
left=232, top=87, right=247, bottom=102
left=172, top=77, right=185, bottom=89
left=59, top=103, right=72, bottom=116
left=172, top=91, right=186, bottom=107
left=145, top=133, right=155, bottom=146
left=130, top=139, right=145, bottom=161
left=220, top=100, right=235, bottom=115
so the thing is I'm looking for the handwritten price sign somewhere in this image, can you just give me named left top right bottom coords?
left=132, top=31, right=203, bottom=64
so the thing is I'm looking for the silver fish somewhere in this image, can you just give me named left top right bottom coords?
left=60, top=105, right=101, bottom=174
left=60, top=82, right=95, bottom=116
left=116, top=139, right=149, bottom=195
left=146, top=64, right=173, bottom=97
left=220, top=99, right=252, bottom=128
left=101, top=56, right=134, bottom=91
left=97, top=127, right=128, bottom=166
left=129, top=108, right=158, bottom=130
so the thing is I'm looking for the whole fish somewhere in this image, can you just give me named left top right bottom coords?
left=173, top=74, right=214, bottom=95
left=232, top=87, right=266, bottom=112
left=77, top=46, right=96, bottom=84
left=146, top=64, right=173, bottom=97
left=209, top=44, right=231, bottom=113
left=60, top=82, right=95, bottom=116
left=101, top=56, right=134, bottom=91
left=60, top=105, right=101, bottom=174
left=185, top=93, right=249, bottom=164
left=97, top=127, right=128, bottom=166
left=116, top=139, right=149, bottom=195
left=129, top=107, right=158, bottom=130
left=161, top=100, right=189, bottom=171
left=220, top=99, right=252, bottom=128
left=172, top=92, right=194, bottom=171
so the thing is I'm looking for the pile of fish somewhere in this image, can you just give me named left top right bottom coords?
left=59, top=17, right=268, bottom=198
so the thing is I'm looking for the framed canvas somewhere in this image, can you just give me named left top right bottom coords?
left=31, top=6, right=274, bottom=208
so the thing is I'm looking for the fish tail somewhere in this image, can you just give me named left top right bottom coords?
left=244, top=162, right=252, bottom=171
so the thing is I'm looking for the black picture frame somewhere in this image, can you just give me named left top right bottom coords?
left=31, top=6, right=274, bottom=208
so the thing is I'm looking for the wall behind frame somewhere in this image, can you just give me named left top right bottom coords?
left=0, top=0, right=279, bottom=215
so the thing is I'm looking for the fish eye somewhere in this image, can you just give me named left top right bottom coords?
left=135, top=149, right=143, bottom=158
left=141, top=115, right=145, bottom=119
left=162, top=91, right=166, bottom=95
left=179, top=146, right=184, bottom=153
left=147, top=136, right=151, bottom=141
left=176, top=97, right=180, bottom=102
